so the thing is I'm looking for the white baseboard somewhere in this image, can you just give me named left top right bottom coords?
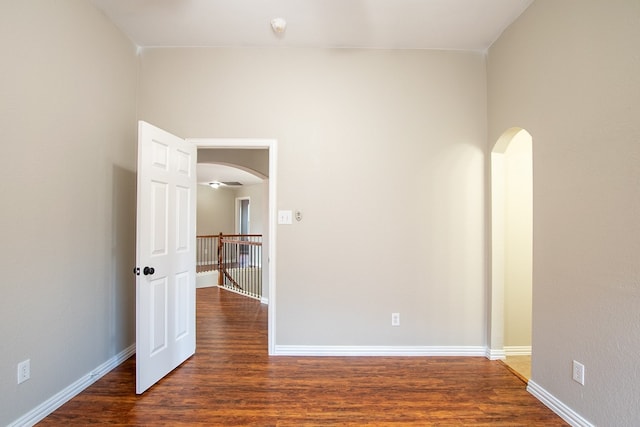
left=527, top=380, right=594, bottom=427
left=217, top=284, right=263, bottom=302
left=8, top=344, right=135, bottom=427
left=260, top=296, right=269, bottom=305
left=274, top=345, right=486, bottom=357
left=505, top=345, right=531, bottom=356
left=486, top=347, right=506, bottom=360
left=485, top=346, right=531, bottom=359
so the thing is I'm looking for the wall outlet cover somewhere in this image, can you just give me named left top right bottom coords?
left=17, top=359, right=30, bottom=384
left=572, top=360, right=585, bottom=385
left=391, top=313, right=400, bottom=326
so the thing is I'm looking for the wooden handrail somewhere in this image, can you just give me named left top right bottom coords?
left=198, top=232, right=263, bottom=298
left=198, top=234, right=262, bottom=238
left=220, top=239, right=262, bottom=246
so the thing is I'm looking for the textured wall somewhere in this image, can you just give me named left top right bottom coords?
left=488, top=0, right=640, bottom=424
left=0, top=1, right=138, bottom=425
left=139, top=47, right=488, bottom=347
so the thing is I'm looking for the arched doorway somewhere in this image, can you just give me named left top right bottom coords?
left=194, top=162, right=266, bottom=294
left=489, top=128, right=533, bottom=379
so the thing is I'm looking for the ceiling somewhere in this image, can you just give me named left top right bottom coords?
left=196, top=163, right=264, bottom=188
left=95, top=0, right=533, bottom=186
left=91, top=0, right=533, bottom=51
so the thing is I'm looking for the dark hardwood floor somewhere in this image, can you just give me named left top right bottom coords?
left=39, top=287, right=567, bottom=426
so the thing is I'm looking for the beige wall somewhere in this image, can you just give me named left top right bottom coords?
left=196, top=185, right=236, bottom=235
left=196, top=182, right=266, bottom=237
left=488, top=0, right=640, bottom=424
left=196, top=148, right=269, bottom=237
left=0, top=1, right=138, bottom=425
left=139, top=47, right=488, bottom=346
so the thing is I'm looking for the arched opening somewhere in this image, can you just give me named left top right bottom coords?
left=490, top=128, right=533, bottom=380
left=195, top=162, right=266, bottom=239
left=194, top=162, right=267, bottom=291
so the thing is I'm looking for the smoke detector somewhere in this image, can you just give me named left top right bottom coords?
left=270, top=17, right=287, bottom=34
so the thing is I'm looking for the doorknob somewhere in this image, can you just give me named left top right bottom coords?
left=143, top=266, right=155, bottom=276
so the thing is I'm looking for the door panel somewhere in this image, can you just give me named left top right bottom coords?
left=150, top=277, right=168, bottom=356
left=150, top=181, right=168, bottom=255
left=176, top=185, right=190, bottom=251
left=175, top=272, right=190, bottom=340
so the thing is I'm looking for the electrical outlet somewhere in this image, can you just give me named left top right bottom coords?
left=572, top=360, right=585, bottom=385
left=391, top=312, right=400, bottom=326
left=17, top=359, right=30, bottom=384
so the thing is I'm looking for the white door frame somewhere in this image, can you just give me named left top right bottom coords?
left=189, top=138, right=277, bottom=355
left=235, top=196, right=251, bottom=235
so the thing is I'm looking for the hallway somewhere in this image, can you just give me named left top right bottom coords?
left=504, top=355, right=531, bottom=383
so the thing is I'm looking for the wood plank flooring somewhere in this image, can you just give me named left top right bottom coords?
left=39, top=287, right=567, bottom=426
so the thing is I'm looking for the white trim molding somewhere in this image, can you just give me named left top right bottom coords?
left=505, top=345, right=531, bottom=356
left=527, top=380, right=594, bottom=427
left=8, top=344, right=135, bottom=427
left=274, top=345, right=486, bottom=357
left=486, top=347, right=506, bottom=360
left=191, top=137, right=277, bottom=356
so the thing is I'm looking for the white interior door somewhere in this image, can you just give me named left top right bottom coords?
left=135, top=121, right=196, bottom=394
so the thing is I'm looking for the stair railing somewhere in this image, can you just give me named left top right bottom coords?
left=217, top=233, right=263, bottom=300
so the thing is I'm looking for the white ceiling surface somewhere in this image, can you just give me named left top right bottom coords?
left=91, top=0, right=533, bottom=51
left=197, top=163, right=263, bottom=187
